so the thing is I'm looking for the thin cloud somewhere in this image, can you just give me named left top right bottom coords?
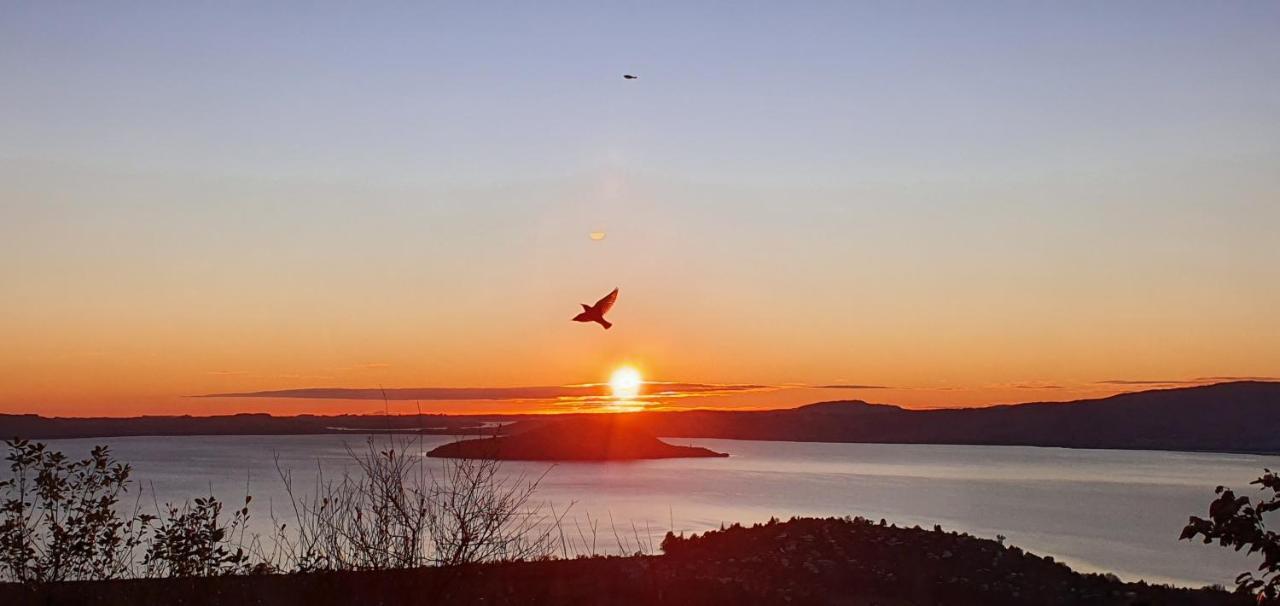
left=550, top=387, right=773, bottom=404
left=814, top=384, right=892, bottom=390
left=1004, top=381, right=1063, bottom=390
left=1096, top=376, right=1280, bottom=386
left=548, top=399, right=686, bottom=413
left=195, top=382, right=768, bottom=402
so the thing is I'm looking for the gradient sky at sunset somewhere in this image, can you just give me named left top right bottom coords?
left=2, top=2, right=1278, bottom=416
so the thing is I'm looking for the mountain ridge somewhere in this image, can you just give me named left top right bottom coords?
left=618, top=381, right=1280, bottom=453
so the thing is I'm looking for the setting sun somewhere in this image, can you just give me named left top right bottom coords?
left=609, top=366, right=643, bottom=401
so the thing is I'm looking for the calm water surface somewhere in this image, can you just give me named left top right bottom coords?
left=26, top=435, right=1278, bottom=587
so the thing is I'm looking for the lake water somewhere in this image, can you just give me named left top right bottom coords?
left=18, top=435, right=1277, bottom=587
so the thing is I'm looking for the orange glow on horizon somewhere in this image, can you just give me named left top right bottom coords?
left=0, top=373, right=1272, bottom=418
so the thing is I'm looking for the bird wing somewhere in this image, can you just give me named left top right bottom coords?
left=593, top=288, right=619, bottom=314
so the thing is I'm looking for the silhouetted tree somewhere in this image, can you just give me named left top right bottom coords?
left=272, top=436, right=559, bottom=571
left=1181, top=468, right=1280, bottom=603
left=0, top=440, right=150, bottom=582
left=0, top=440, right=262, bottom=582
left=142, top=495, right=255, bottom=577
left=1, top=437, right=562, bottom=582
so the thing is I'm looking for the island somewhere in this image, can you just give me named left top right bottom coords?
left=426, top=416, right=728, bottom=460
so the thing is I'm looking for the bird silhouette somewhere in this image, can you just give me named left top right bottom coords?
left=623, top=74, right=638, bottom=80
left=572, top=288, right=618, bottom=329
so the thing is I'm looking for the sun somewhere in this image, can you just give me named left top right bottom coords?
left=609, top=366, right=643, bottom=401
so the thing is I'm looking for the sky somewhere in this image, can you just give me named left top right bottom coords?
left=2, top=2, right=1278, bottom=416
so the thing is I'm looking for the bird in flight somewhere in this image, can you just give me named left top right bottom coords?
left=572, top=288, right=619, bottom=330
left=623, top=74, right=638, bottom=80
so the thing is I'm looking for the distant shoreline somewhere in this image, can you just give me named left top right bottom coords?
left=8, top=432, right=1278, bottom=459
left=4, top=381, right=1279, bottom=455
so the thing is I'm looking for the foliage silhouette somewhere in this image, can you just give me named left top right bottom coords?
left=1, top=437, right=561, bottom=582
left=0, top=439, right=149, bottom=582
left=142, top=494, right=257, bottom=577
left=269, top=436, right=559, bottom=571
left=1182, top=468, right=1280, bottom=603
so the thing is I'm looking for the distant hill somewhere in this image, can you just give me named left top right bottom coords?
left=4, top=382, right=1278, bottom=454
left=427, top=416, right=727, bottom=460
left=616, top=381, right=1280, bottom=453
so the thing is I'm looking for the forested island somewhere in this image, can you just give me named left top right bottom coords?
left=426, top=416, right=727, bottom=460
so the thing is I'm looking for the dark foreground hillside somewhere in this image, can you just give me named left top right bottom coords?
left=0, top=517, right=1243, bottom=606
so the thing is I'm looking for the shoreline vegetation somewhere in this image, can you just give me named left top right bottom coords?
left=2, top=382, right=1279, bottom=455
left=0, top=517, right=1250, bottom=606
left=1, top=438, right=1276, bottom=603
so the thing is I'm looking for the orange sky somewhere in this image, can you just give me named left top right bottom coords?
left=3, top=5, right=1278, bottom=417
left=1, top=173, right=1277, bottom=417
left=2, top=170, right=1276, bottom=417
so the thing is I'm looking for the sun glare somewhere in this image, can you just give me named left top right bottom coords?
left=609, top=366, right=643, bottom=401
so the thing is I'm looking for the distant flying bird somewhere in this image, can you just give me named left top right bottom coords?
left=572, top=288, right=619, bottom=330
left=623, top=74, right=638, bottom=80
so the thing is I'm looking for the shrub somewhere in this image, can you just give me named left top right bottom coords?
left=1181, top=468, right=1280, bottom=603
left=142, top=495, right=254, bottom=577
left=272, top=436, right=559, bottom=571
left=1, top=436, right=560, bottom=582
left=0, top=439, right=151, bottom=582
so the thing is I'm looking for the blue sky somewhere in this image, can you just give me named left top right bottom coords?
left=5, top=2, right=1276, bottom=184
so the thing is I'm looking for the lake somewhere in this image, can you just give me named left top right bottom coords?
left=17, top=434, right=1277, bottom=587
